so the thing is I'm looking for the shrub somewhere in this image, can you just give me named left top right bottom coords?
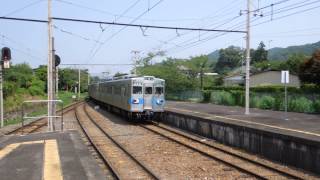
left=210, top=91, right=235, bottom=106
left=289, top=97, right=314, bottom=113
left=257, top=96, right=275, bottom=109
left=250, top=95, right=259, bottom=108
left=29, top=86, right=44, bottom=96
left=202, top=90, right=211, bottom=102
left=313, top=100, right=320, bottom=113
left=205, top=85, right=320, bottom=94
left=230, top=90, right=244, bottom=106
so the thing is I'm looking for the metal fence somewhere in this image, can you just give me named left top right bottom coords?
left=21, top=100, right=64, bottom=132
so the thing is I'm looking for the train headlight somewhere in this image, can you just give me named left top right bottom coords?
left=156, top=99, right=164, bottom=105
left=132, top=99, right=140, bottom=104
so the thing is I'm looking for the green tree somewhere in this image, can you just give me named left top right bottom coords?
left=136, top=51, right=165, bottom=67
left=4, top=63, right=33, bottom=89
left=286, top=53, right=306, bottom=74
left=59, top=68, right=88, bottom=92
left=299, top=49, right=320, bottom=84
left=137, top=58, right=196, bottom=93
left=34, top=65, right=47, bottom=82
left=214, top=46, right=243, bottom=74
left=252, top=41, right=268, bottom=63
left=184, top=55, right=210, bottom=89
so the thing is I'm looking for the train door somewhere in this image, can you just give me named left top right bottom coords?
left=143, top=84, right=153, bottom=110
left=121, top=86, right=126, bottom=109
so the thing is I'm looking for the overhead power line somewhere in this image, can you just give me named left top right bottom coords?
left=61, top=63, right=134, bottom=66
left=86, top=0, right=142, bottom=64
left=52, top=17, right=246, bottom=33
left=88, top=0, right=163, bottom=60
left=0, top=16, right=47, bottom=23
left=163, top=0, right=320, bottom=55
left=0, top=15, right=246, bottom=33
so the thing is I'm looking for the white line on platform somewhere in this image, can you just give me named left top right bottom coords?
left=168, top=107, right=320, bottom=138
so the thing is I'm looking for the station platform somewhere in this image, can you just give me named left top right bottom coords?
left=165, top=101, right=320, bottom=174
left=0, top=131, right=105, bottom=180
left=166, top=101, right=320, bottom=141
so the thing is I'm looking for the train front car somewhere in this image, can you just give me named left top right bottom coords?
left=141, top=76, right=165, bottom=119
left=129, top=76, right=165, bottom=120
left=152, top=78, right=165, bottom=114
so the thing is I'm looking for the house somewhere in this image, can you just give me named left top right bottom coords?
left=223, top=75, right=244, bottom=86
left=223, top=70, right=301, bottom=87
left=250, top=71, right=300, bottom=87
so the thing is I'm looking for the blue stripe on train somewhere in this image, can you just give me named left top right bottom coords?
left=128, top=98, right=144, bottom=105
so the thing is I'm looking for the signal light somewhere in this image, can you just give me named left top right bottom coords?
left=54, top=54, right=60, bottom=66
left=1, top=47, right=11, bottom=69
left=1, top=47, right=11, bottom=61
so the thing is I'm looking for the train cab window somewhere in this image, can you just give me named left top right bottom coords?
left=145, top=87, right=153, bottom=94
left=133, top=86, right=142, bottom=94
left=155, top=87, right=163, bottom=95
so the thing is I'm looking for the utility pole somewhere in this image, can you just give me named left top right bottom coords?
left=56, top=67, right=59, bottom=97
left=131, top=50, right=140, bottom=75
left=245, top=0, right=251, bottom=115
left=0, top=47, right=12, bottom=128
left=0, top=62, right=3, bottom=128
left=47, top=0, right=55, bottom=131
left=87, top=69, right=90, bottom=85
left=78, top=67, right=80, bottom=100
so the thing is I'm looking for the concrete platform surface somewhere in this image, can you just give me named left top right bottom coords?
left=0, top=131, right=105, bottom=180
left=166, top=101, right=320, bottom=141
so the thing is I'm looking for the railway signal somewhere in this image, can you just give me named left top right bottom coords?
left=55, top=55, right=61, bottom=66
left=1, top=47, right=11, bottom=69
left=0, top=47, right=12, bottom=128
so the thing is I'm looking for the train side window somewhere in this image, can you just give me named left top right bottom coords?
left=145, top=87, right=153, bottom=94
left=133, top=86, right=142, bottom=94
left=155, top=87, right=163, bottom=95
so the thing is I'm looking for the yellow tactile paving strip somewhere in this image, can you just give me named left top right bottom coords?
left=0, top=139, right=63, bottom=180
left=0, top=140, right=43, bottom=160
left=43, top=139, right=63, bottom=180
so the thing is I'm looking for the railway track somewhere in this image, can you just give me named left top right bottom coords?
left=140, top=122, right=308, bottom=180
left=75, top=104, right=159, bottom=180
left=8, top=101, right=83, bottom=135
left=83, top=103, right=256, bottom=179
left=86, top=101, right=317, bottom=179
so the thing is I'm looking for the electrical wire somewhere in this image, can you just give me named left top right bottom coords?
left=53, top=25, right=103, bottom=44
left=85, top=0, right=142, bottom=63
left=163, top=0, right=320, bottom=55
left=2, top=0, right=45, bottom=17
left=88, top=0, right=164, bottom=61
left=147, top=0, right=243, bottom=53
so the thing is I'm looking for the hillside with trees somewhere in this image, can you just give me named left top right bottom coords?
left=268, top=41, right=320, bottom=61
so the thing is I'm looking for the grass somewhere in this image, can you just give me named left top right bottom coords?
left=3, top=91, right=88, bottom=127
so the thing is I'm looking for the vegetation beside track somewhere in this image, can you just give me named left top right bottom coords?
left=4, top=91, right=86, bottom=126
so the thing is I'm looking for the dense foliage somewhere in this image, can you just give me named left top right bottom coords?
left=137, top=55, right=219, bottom=93
left=299, top=49, right=320, bottom=84
left=3, top=63, right=88, bottom=113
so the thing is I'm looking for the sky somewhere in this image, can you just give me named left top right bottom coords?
left=1, top=0, right=320, bottom=76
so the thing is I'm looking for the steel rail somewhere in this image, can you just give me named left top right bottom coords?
left=140, top=124, right=271, bottom=180
left=83, top=105, right=160, bottom=180
left=148, top=121, right=304, bottom=180
left=74, top=106, right=119, bottom=180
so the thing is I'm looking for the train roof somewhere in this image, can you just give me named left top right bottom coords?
left=89, top=76, right=165, bottom=85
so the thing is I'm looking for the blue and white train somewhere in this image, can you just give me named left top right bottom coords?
left=88, top=76, right=165, bottom=120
